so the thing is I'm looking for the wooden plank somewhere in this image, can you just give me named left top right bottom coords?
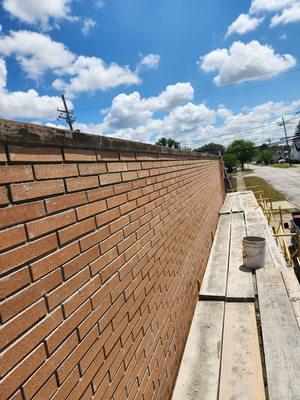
left=231, top=193, right=243, bottom=213
left=200, top=214, right=231, bottom=300
left=219, top=302, right=266, bottom=400
left=256, top=268, right=300, bottom=400
left=172, top=301, right=224, bottom=400
left=227, top=213, right=255, bottom=301
left=281, top=268, right=300, bottom=329
left=220, top=194, right=233, bottom=214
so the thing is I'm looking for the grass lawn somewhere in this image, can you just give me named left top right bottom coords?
left=270, top=163, right=297, bottom=168
left=243, top=176, right=286, bottom=202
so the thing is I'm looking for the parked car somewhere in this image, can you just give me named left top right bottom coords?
left=278, top=157, right=288, bottom=163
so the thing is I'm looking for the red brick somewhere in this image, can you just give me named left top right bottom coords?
left=127, top=161, right=141, bottom=170
left=87, top=186, right=114, bottom=202
left=113, top=181, right=133, bottom=195
left=1, top=307, right=63, bottom=376
left=107, top=193, right=127, bottom=209
left=0, top=266, right=31, bottom=300
left=0, top=269, right=62, bottom=322
left=45, top=300, right=92, bottom=354
left=64, top=148, right=97, bottom=162
left=120, top=151, right=136, bottom=161
left=0, top=344, right=46, bottom=400
left=62, top=245, right=100, bottom=279
left=58, top=217, right=95, bottom=245
left=100, top=173, right=122, bottom=185
left=0, top=201, right=46, bottom=229
left=23, top=332, right=78, bottom=400
left=96, top=207, right=120, bottom=227
left=31, top=375, right=57, bottom=400
left=30, top=242, right=80, bottom=280
left=122, top=171, right=138, bottom=181
left=10, top=179, right=65, bottom=202
left=45, top=191, right=87, bottom=214
left=76, top=199, right=107, bottom=220
left=90, top=247, right=118, bottom=275
left=27, top=210, right=76, bottom=239
left=46, top=267, right=90, bottom=311
left=80, top=225, right=110, bottom=252
left=100, top=230, right=124, bottom=254
left=34, top=163, right=78, bottom=179
left=57, top=325, right=98, bottom=383
left=0, top=299, right=46, bottom=351
left=107, top=162, right=127, bottom=173
left=0, top=165, right=34, bottom=184
left=0, top=233, right=57, bottom=276
left=8, top=145, right=62, bottom=162
left=66, top=176, right=99, bottom=192
left=91, top=274, right=119, bottom=309
left=78, top=163, right=107, bottom=175
left=109, top=214, right=130, bottom=234
left=97, top=150, right=119, bottom=161
left=100, top=254, right=125, bottom=283
left=0, top=224, right=26, bottom=252
left=0, top=186, right=9, bottom=205
left=120, top=199, right=137, bottom=215
left=0, top=145, right=7, bottom=161
left=63, top=275, right=101, bottom=317
left=51, top=366, right=80, bottom=400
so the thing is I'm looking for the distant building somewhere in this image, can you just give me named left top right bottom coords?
left=291, top=136, right=300, bottom=161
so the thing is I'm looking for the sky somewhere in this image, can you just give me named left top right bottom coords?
left=1, top=0, right=300, bottom=148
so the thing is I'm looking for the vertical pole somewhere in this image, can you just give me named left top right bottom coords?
left=281, top=117, right=292, bottom=167
left=62, top=94, right=74, bottom=131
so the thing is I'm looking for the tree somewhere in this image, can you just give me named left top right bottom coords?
left=156, top=137, right=181, bottom=148
left=226, top=139, right=256, bottom=170
left=257, top=148, right=276, bottom=165
left=194, top=142, right=225, bottom=155
left=223, top=152, right=238, bottom=173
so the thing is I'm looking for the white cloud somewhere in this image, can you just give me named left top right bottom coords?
left=0, top=30, right=142, bottom=95
left=250, top=0, right=297, bottom=14
left=101, top=82, right=194, bottom=130
left=270, top=2, right=300, bottom=25
left=52, top=56, right=140, bottom=96
left=0, top=30, right=75, bottom=79
left=136, top=54, right=161, bottom=73
left=95, top=0, right=105, bottom=8
left=2, top=0, right=75, bottom=30
left=0, top=58, right=7, bottom=91
left=225, top=13, right=263, bottom=37
left=81, top=18, right=97, bottom=35
left=200, top=40, right=296, bottom=86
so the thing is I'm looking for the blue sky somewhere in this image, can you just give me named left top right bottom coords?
left=1, top=0, right=300, bottom=147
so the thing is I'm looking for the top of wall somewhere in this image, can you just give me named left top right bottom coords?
left=0, top=119, right=218, bottom=160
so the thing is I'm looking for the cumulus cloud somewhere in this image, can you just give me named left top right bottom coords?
left=136, top=54, right=161, bottom=73
left=200, top=40, right=296, bottom=86
left=0, top=30, right=75, bottom=79
left=250, top=0, right=297, bottom=14
left=52, top=56, right=140, bottom=96
left=101, top=82, right=194, bottom=130
left=271, top=2, right=300, bottom=25
left=81, top=18, right=97, bottom=35
left=225, top=13, right=263, bottom=37
left=0, top=58, right=7, bottom=91
left=0, top=30, right=148, bottom=95
left=2, top=0, right=75, bottom=30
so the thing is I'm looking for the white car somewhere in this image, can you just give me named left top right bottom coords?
left=278, top=157, right=288, bottom=163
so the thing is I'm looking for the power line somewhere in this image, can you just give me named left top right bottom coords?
left=57, top=94, right=76, bottom=131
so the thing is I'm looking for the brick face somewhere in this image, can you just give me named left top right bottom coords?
left=0, top=126, right=224, bottom=400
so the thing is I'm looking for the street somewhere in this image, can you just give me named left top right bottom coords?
left=250, top=165, right=300, bottom=209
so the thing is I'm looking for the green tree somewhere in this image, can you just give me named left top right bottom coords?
left=257, top=148, right=276, bottom=165
left=226, top=139, right=256, bottom=170
left=223, top=152, right=238, bottom=173
left=194, top=142, right=225, bottom=155
left=156, top=137, right=180, bottom=148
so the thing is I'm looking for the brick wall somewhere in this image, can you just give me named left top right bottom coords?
left=0, top=120, right=225, bottom=400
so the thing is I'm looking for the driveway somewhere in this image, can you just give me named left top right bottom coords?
left=250, top=165, right=300, bottom=209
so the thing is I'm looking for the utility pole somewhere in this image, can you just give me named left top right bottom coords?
left=57, top=94, right=75, bottom=131
left=277, top=116, right=292, bottom=167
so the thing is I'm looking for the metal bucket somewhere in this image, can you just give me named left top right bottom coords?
left=242, top=236, right=266, bottom=270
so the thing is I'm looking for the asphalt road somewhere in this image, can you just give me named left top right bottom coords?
left=250, top=165, right=300, bottom=208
